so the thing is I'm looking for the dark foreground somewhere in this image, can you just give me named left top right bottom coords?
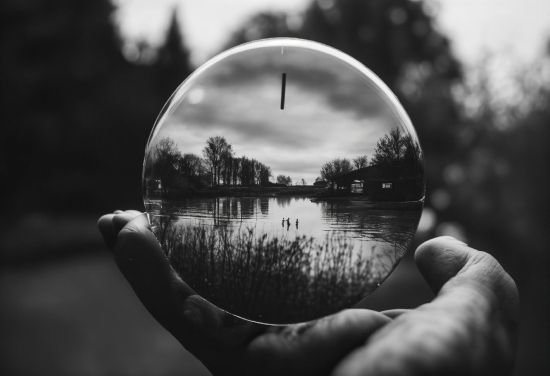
left=0, top=214, right=547, bottom=375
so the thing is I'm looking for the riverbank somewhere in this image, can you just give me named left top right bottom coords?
left=309, top=198, right=423, bottom=211
left=148, top=185, right=325, bottom=199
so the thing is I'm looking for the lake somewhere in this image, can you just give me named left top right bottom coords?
left=146, top=196, right=422, bottom=324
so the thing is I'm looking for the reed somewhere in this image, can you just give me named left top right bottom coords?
left=153, top=219, right=393, bottom=324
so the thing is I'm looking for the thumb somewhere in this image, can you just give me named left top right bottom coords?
left=332, top=236, right=519, bottom=376
left=415, top=236, right=519, bottom=325
left=413, top=236, right=470, bottom=294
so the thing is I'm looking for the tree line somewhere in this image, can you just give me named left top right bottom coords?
left=319, top=128, right=421, bottom=182
left=147, top=136, right=274, bottom=192
left=148, top=127, right=422, bottom=193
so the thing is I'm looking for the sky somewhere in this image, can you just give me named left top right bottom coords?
left=115, top=0, right=549, bottom=182
left=150, top=40, right=409, bottom=183
left=113, top=0, right=550, bottom=67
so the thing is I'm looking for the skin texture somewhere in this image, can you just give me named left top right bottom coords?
left=98, top=210, right=519, bottom=376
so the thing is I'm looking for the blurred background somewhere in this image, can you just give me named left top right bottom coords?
left=1, top=0, right=548, bottom=375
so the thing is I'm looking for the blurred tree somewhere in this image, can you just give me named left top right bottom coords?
left=154, top=9, right=193, bottom=101
left=0, top=0, right=125, bottom=210
left=224, top=12, right=301, bottom=47
left=224, top=0, right=463, bottom=209
left=353, top=155, right=368, bottom=169
left=434, top=54, right=550, bottom=376
left=225, top=0, right=460, bottom=100
left=442, top=48, right=550, bottom=260
left=0, top=0, right=194, bottom=214
left=276, top=175, right=292, bottom=185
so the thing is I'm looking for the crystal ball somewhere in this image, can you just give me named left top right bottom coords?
left=143, top=38, right=425, bottom=325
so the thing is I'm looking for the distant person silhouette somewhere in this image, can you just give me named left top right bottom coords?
left=296, top=219, right=299, bottom=229
left=282, top=218, right=284, bottom=227
left=286, top=218, right=290, bottom=230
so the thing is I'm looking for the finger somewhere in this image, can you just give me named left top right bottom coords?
left=98, top=214, right=116, bottom=251
left=242, top=309, right=390, bottom=376
left=112, top=211, right=143, bottom=236
left=182, top=295, right=265, bottom=363
left=125, top=210, right=143, bottom=215
left=332, top=237, right=519, bottom=376
left=98, top=211, right=144, bottom=252
left=113, top=214, right=195, bottom=332
left=413, top=236, right=470, bottom=294
left=112, top=213, right=261, bottom=361
left=415, top=236, right=519, bottom=325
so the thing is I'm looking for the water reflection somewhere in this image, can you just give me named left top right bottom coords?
left=147, top=197, right=420, bottom=324
left=152, top=197, right=419, bottom=245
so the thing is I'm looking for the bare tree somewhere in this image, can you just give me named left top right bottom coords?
left=370, top=128, right=420, bottom=174
left=153, top=137, right=181, bottom=193
left=320, top=158, right=353, bottom=182
left=276, top=175, right=292, bottom=185
left=239, top=156, right=256, bottom=185
left=178, top=153, right=206, bottom=187
left=353, top=155, right=368, bottom=169
left=202, top=136, right=233, bottom=186
left=258, top=163, right=272, bottom=185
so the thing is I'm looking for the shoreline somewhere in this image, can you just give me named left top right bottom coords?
left=309, top=198, right=423, bottom=211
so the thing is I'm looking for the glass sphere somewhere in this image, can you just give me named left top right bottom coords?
left=143, top=38, right=425, bottom=325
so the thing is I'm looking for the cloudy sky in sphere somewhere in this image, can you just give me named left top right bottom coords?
left=151, top=43, right=406, bottom=183
left=117, top=0, right=549, bottom=182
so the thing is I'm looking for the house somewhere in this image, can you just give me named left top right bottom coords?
left=328, top=165, right=423, bottom=201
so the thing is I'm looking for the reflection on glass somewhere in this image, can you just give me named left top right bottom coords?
left=143, top=38, right=425, bottom=324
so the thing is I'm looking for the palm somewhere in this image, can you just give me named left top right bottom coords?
left=98, top=211, right=518, bottom=376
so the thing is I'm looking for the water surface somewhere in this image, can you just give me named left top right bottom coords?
left=147, top=196, right=421, bottom=324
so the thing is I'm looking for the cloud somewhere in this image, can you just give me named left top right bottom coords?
left=150, top=45, right=408, bottom=183
left=201, top=48, right=391, bottom=119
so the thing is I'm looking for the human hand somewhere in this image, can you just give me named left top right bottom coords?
left=98, top=210, right=519, bottom=376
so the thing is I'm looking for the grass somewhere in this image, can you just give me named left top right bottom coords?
left=151, top=218, right=403, bottom=324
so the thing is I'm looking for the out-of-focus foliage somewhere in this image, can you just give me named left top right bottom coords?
left=2, top=0, right=545, bottom=269
left=224, top=0, right=549, bottom=263
left=224, top=0, right=467, bottom=244
left=444, top=50, right=550, bottom=260
left=0, top=0, right=192, bottom=214
left=226, top=8, right=549, bottom=374
left=0, top=0, right=547, bottom=374
left=225, top=0, right=462, bottom=159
